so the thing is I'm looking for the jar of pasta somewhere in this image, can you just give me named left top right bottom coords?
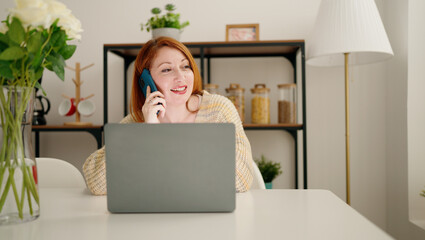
left=278, top=83, right=296, bottom=124
left=204, top=83, right=219, bottom=95
left=251, top=84, right=270, bottom=124
left=225, top=83, right=245, bottom=122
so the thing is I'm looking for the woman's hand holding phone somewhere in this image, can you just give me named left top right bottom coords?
left=142, top=86, right=166, bottom=123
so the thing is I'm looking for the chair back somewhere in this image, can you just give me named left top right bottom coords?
left=251, top=161, right=266, bottom=190
left=36, top=157, right=86, bottom=188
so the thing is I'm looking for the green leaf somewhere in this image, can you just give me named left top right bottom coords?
left=0, top=46, right=25, bottom=60
left=34, top=68, right=44, bottom=81
left=45, top=62, right=53, bottom=71
left=151, top=8, right=161, bottom=14
left=165, top=4, right=175, bottom=11
left=50, top=29, right=66, bottom=51
left=51, top=18, right=60, bottom=28
left=58, top=45, right=76, bottom=60
left=10, top=59, right=22, bottom=76
left=0, top=60, right=13, bottom=79
left=0, top=33, right=9, bottom=45
left=46, top=53, right=65, bottom=80
left=27, top=32, right=43, bottom=53
left=53, top=63, right=64, bottom=80
left=0, top=42, right=7, bottom=52
left=31, top=51, right=45, bottom=70
left=7, top=17, right=25, bottom=45
left=27, top=67, right=44, bottom=84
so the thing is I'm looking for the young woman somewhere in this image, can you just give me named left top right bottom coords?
left=83, top=37, right=253, bottom=195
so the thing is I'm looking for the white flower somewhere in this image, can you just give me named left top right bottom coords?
left=58, top=13, right=83, bottom=40
left=8, top=0, right=82, bottom=40
left=15, top=0, right=45, bottom=8
left=45, top=0, right=83, bottom=40
left=9, top=0, right=49, bottom=28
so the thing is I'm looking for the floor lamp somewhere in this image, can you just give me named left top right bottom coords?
left=306, top=0, right=393, bottom=205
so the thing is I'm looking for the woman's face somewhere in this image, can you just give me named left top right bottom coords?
left=149, top=46, right=194, bottom=107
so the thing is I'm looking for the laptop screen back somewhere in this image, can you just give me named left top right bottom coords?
left=105, top=123, right=236, bottom=213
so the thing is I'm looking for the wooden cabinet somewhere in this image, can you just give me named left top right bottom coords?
left=103, top=40, right=307, bottom=188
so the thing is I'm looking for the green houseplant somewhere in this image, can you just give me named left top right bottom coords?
left=140, top=4, right=189, bottom=40
left=0, top=0, right=82, bottom=224
left=255, top=155, right=282, bottom=189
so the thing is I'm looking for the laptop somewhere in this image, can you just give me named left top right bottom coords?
left=104, top=123, right=236, bottom=213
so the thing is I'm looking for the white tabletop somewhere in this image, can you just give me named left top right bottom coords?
left=1, top=188, right=393, bottom=240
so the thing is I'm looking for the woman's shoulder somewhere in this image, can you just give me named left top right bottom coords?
left=119, top=114, right=137, bottom=123
left=201, top=90, right=233, bottom=108
left=199, top=90, right=239, bottom=122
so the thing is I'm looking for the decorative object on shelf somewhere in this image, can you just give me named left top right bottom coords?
left=225, top=83, right=245, bottom=123
left=33, top=94, right=51, bottom=125
left=251, top=84, right=270, bottom=124
left=278, top=83, right=296, bottom=124
left=255, top=155, right=282, bottom=189
left=59, top=62, right=94, bottom=126
left=204, top=83, right=219, bottom=95
left=0, top=0, right=82, bottom=225
left=226, top=24, right=259, bottom=41
left=141, top=4, right=189, bottom=40
left=33, top=78, right=51, bottom=126
left=306, top=0, right=393, bottom=205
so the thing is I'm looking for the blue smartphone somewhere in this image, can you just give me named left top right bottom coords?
left=139, top=69, right=158, bottom=97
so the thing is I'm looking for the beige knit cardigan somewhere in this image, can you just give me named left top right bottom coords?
left=82, top=92, right=253, bottom=195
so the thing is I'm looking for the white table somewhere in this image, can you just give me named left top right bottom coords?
left=1, top=188, right=393, bottom=240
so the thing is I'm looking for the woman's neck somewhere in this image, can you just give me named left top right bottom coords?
left=159, top=95, right=200, bottom=123
left=160, top=105, right=195, bottom=123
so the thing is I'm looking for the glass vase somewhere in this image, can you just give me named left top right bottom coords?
left=0, top=86, right=39, bottom=225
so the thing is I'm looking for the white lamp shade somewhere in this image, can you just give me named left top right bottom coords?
left=306, top=0, right=394, bottom=66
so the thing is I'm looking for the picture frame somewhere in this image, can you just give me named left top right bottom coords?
left=226, top=24, right=259, bottom=41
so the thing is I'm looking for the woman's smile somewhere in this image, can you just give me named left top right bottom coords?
left=170, top=85, right=188, bottom=94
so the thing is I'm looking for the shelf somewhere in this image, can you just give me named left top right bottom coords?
left=106, top=40, right=304, bottom=59
left=32, top=125, right=103, bottom=157
left=32, top=125, right=103, bottom=130
left=243, top=123, right=303, bottom=130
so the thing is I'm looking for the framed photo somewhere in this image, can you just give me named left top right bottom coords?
left=226, top=24, right=259, bottom=41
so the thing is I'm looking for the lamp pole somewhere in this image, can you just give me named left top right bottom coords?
left=344, top=52, right=351, bottom=205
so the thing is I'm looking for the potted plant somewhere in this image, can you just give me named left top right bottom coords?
left=255, top=155, right=283, bottom=189
left=141, top=4, right=189, bottom=40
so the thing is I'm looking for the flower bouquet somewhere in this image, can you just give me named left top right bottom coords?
left=0, top=0, right=82, bottom=224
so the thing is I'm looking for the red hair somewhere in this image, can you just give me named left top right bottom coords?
left=130, top=37, right=203, bottom=122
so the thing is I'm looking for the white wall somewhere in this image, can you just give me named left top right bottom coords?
left=4, top=0, right=423, bottom=237
left=385, top=0, right=425, bottom=239
left=408, top=0, right=425, bottom=230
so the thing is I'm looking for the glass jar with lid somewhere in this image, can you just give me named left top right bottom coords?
left=204, top=83, right=219, bottom=95
left=277, top=83, right=296, bottom=124
left=225, top=83, right=245, bottom=122
left=250, top=84, right=270, bottom=124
